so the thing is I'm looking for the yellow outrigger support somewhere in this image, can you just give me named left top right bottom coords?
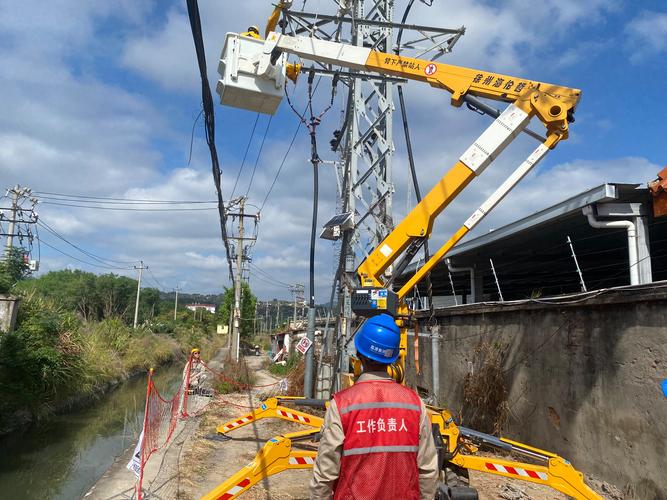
left=206, top=398, right=600, bottom=500
left=215, top=397, right=324, bottom=435
left=201, top=428, right=319, bottom=500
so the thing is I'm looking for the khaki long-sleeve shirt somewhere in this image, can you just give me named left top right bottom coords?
left=310, top=371, right=439, bottom=499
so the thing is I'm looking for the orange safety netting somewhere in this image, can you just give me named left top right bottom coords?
left=133, top=358, right=188, bottom=500
left=133, top=353, right=287, bottom=498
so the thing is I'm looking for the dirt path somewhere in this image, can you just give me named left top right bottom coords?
left=174, top=357, right=606, bottom=500
left=87, top=353, right=618, bottom=500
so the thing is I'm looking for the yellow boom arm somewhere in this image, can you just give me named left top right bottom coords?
left=262, top=32, right=581, bottom=291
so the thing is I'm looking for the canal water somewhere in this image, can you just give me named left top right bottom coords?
left=0, top=364, right=183, bottom=499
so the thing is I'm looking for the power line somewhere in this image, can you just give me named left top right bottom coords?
left=230, top=113, right=260, bottom=200
left=38, top=219, right=138, bottom=266
left=38, top=201, right=217, bottom=211
left=259, top=77, right=323, bottom=212
left=245, top=115, right=273, bottom=198
left=260, top=121, right=301, bottom=212
left=248, top=262, right=292, bottom=287
left=248, top=269, right=291, bottom=290
left=33, top=191, right=216, bottom=204
left=186, top=0, right=234, bottom=283
left=37, top=238, right=132, bottom=270
left=147, top=267, right=167, bottom=290
left=35, top=195, right=216, bottom=205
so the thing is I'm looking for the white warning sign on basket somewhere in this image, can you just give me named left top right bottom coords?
left=296, top=337, right=313, bottom=355
left=424, top=63, right=437, bottom=76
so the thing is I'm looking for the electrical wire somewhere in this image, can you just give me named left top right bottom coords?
left=249, top=270, right=290, bottom=290
left=248, top=262, right=292, bottom=287
left=248, top=267, right=290, bottom=289
left=147, top=267, right=167, bottom=290
left=187, top=107, right=204, bottom=166
left=245, top=115, right=273, bottom=198
left=230, top=113, right=260, bottom=200
left=260, top=77, right=323, bottom=212
left=33, top=191, right=216, bottom=204
left=35, top=196, right=216, bottom=205
left=186, top=0, right=234, bottom=283
left=38, top=201, right=217, bottom=211
left=37, top=219, right=139, bottom=266
left=260, top=121, right=302, bottom=212
left=37, top=238, right=132, bottom=270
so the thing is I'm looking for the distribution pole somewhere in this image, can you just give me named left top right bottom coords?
left=173, top=285, right=180, bottom=320
left=232, top=198, right=245, bottom=362
left=133, top=261, right=147, bottom=328
left=253, top=300, right=257, bottom=337
left=2, top=185, right=38, bottom=259
left=288, top=283, right=304, bottom=328
left=5, top=186, right=19, bottom=254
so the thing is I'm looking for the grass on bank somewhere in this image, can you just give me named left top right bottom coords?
left=0, top=291, right=225, bottom=433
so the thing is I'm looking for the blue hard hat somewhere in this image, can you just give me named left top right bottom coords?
left=354, top=313, right=400, bottom=364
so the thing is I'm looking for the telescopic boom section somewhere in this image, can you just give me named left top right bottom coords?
left=263, top=32, right=580, bottom=290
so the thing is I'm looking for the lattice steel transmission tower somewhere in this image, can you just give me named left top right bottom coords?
left=274, top=1, right=464, bottom=391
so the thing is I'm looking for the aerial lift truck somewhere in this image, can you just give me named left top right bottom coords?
left=203, top=18, right=602, bottom=500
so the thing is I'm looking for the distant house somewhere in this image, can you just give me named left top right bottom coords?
left=185, top=303, right=216, bottom=314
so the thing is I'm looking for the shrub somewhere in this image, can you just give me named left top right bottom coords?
left=212, top=357, right=256, bottom=394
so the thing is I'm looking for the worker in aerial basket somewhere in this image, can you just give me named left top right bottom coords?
left=241, top=25, right=261, bottom=39
left=310, top=313, right=438, bottom=500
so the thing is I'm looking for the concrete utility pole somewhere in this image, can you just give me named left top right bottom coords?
left=173, top=285, right=180, bottom=320
left=232, top=199, right=245, bottom=362
left=2, top=185, right=38, bottom=258
left=133, top=261, right=148, bottom=328
left=5, top=187, right=19, bottom=254
left=228, top=197, right=258, bottom=361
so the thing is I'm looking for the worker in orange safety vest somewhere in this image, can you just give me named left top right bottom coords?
left=310, top=314, right=438, bottom=499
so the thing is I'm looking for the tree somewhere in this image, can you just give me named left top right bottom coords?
left=139, top=287, right=160, bottom=320
left=216, top=283, right=257, bottom=338
left=0, top=248, right=30, bottom=293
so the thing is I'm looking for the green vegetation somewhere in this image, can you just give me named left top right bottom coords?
left=268, top=353, right=301, bottom=376
left=212, top=357, right=257, bottom=394
left=0, top=248, right=30, bottom=293
left=215, top=282, right=257, bottom=338
left=0, top=267, right=255, bottom=433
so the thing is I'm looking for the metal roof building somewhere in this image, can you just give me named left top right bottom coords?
left=397, top=183, right=667, bottom=304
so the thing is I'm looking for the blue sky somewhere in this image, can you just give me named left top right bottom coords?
left=0, top=0, right=665, bottom=301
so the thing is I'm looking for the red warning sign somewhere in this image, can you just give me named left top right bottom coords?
left=424, top=63, right=437, bottom=76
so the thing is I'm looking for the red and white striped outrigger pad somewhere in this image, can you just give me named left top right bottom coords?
left=277, top=408, right=312, bottom=424
left=222, top=415, right=254, bottom=432
left=288, top=455, right=316, bottom=466
left=218, top=477, right=251, bottom=500
left=485, top=462, right=548, bottom=481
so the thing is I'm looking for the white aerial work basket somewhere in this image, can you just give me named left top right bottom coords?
left=216, top=33, right=287, bottom=115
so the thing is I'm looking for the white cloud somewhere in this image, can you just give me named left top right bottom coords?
left=625, top=10, right=667, bottom=61
left=184, top=251, right=226, bottom=269
left=0, top=0, right=657, bottom=302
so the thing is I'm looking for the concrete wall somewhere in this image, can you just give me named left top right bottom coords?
left=0, top=294, right=19, bottom=333
left=406, top=287, right=667, bottom=498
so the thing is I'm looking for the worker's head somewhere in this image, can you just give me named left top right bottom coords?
left=247, top=25, right=260, bottom=35
left=354, top=313, right=400, bottom=369
left=191, top=348, right=200, bottom=358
